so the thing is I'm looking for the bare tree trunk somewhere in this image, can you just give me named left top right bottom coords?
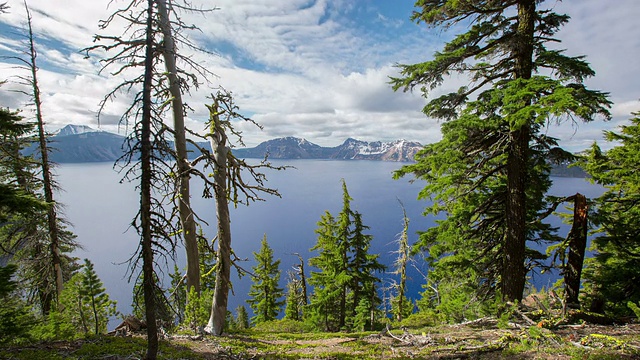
left=156, top=0, right=200, bottom=296
left=294, top=253, right=308, bottom=306
left=396, top=203, right=409, bottom=322
left=564, top=193, right=588, bottom=308
left=502, top=0, right=535, bottom=303
left=141, top=1, right=158, bottom=357
left=24, top=3, right=63, bottom=306
left=205, top=99, right=231, bottom=336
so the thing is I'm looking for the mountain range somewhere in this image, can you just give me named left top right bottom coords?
left=43, top=125, right=422, bottom=163
left=34, top=125, right=586, bottom=177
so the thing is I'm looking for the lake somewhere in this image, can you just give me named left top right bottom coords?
left=54, top=160, right=604, bottom=328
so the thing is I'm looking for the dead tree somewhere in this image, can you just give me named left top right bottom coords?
left=3, top=2, right=78, bottom=313
left=155, top=0, right=218, bottom=298
left=84, top=1, right=182, bottom=357
left=392, top=199, right=411, bottom=322
left=564, top=193, right=588, bottom=308
left=544, top=192, right=590, bottom=309
left=199, top=90, right=286, bottom=335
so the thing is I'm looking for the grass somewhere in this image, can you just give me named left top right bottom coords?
left=1, top=322, right=639, bottom=359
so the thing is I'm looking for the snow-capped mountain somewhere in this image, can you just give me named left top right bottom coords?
left=55, top=124, right=101, bottom=137
left=44, top=126, right=424, bottom=163
left=329, top=138, right=422, bottom=161
left=234, top=137, right=422, bottom=162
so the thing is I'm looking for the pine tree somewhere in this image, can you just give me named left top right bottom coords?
left=392, top=0, right=610, bottom=304
left=308, top=211, right=342, bottom=331
left=580, top=113, right=640, bottom=315
left=247, top=235, right=285, bottom=324
left=348, top=212, right=385, bottom=330
left=284, top=271, right=304, bottom=321
left=308, top=180, right=384, bottom=331
left=0, top=264, right=33, bottom=344
left=2, top=5, right=79, bottom=314
left=234, top=305, right=249, bottom=330
left=79, top=259, right=117, bottom=335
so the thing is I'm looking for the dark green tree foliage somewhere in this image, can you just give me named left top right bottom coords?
left=2, top=5, right=80, bottom=314
left=0, top=108, right=43, bottom=222
left=349, top=212, right=385, bottom=330
left=0, top=108, right=77, bottom=317
left=308, top=180, right=385, bottom=331
left=392, top=0, right=610, bottom=304
left=308, top=211, right=342, bottom=331
left=580, top=113, right=640, bottom=315
left=0, top=264, right=33, bottom=344
left=247, top=234, right=284, bottom=324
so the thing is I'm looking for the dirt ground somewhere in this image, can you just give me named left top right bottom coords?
left=174, top=321, right=640, bottom=359
left=3, top=320, right=639, bottom=359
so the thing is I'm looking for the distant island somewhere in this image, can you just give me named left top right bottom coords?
left=38, top=125, right=586, bottom=177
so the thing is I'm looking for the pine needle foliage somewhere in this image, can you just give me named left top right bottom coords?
left=392, top=0, right=610, bottom=307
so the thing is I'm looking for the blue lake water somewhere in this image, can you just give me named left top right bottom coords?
left=54, top=160, right=604, bottom=328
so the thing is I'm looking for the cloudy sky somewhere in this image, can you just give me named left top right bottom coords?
left=0, top=0, right=638, bottom=150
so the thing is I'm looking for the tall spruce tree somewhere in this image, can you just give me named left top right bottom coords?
left=308, top=180, right=384, bottom=331
left=247, top=235, right=284, bottom=324
left=308, top=211, right=342, bottom=331
left=580, top=113, right=640, bottom=315
left=392, top=0, right=610, bottom=303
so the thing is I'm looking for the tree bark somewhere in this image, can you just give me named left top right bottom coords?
left=502, top=0, right=535, bottom=303
left=294, top=254, right=308, bottom=306
left=156, top=0, right=200, bottom=296
left=141, top=1, right=158, bottom=358
left=564, top=193, right=588, bottom=307
left=25, top=4, right=63, bottom=307
left=397, top=205, right=409, bottom=322
left=205, top=99, right=231, bottom=336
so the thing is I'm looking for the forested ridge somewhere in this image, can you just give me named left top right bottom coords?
left=1, top=1, right=639, bottom=359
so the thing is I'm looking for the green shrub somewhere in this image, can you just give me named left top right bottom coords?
left=398, top=310, right=443, bottom=328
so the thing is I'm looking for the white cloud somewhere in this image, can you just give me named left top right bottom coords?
left=0, top=0, right=637, bottom=152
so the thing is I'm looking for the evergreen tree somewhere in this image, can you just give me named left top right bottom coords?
left=308, top=180, right=384, bottom=331
left=0, top=108, right=43, bottom=221
left=2, top=6, right=79, bottom=315
left=234, top=305, right=249, bottom=330
left=580, top=113, right=640, bottom=315
left=78, top=259, right=117, bottom=335
left=348, top=212, right=385, bottom=330
left=284, top=270, right=304, bottom=321
left=0, top=264, right=33, bottom=344
left=247, top=235, right=284, bottom=324
left=308, top=211, right=342, bottom=331
left=392, top=0, right=610, bottom=304
left=58, top=272, right=90, bottom=335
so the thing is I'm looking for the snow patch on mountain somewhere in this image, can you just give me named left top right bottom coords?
left=56, top=124, right=100, bottom=137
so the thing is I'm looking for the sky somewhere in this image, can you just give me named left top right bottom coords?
left=0, top=0, right=638, bottom=151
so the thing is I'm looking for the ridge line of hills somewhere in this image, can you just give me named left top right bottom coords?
left=45, top=124, right=423, bottom=163
left=38, top=125, right=585, bottom=177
